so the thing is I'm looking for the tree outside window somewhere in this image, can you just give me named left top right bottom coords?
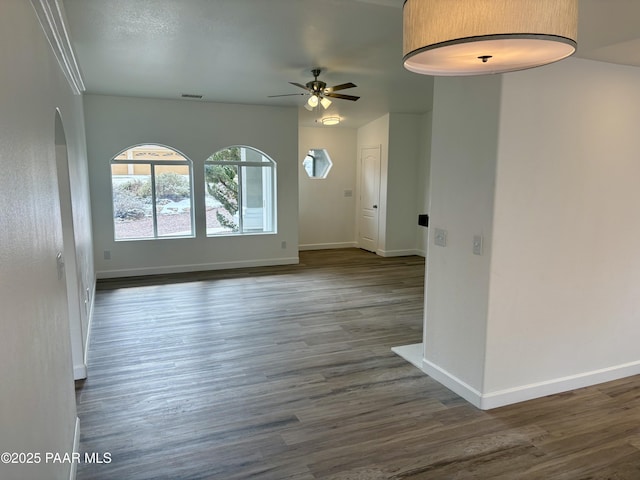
left=205, top=146, right=276, bottom=235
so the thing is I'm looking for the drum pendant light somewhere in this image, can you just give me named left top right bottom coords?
left=403, top=0, right=578, bottom=76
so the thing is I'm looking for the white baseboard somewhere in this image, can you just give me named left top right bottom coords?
left=479, top=359, right=640, bottom=410
left=97, top=256, right=299, bottom=279
left=299, top=242, right=357, bottom=251
left=421, top=358, right=484, bottom=408
left=393, top=343, right=483, bottom=408
left=68, top=417, right=80, bottom=480
left=376, top=248, right=421, bottom=257
left=73, top=364, right=87, bottom=380
left=83, top=281, right=95, bottom=369
left=394, top=345, right=640, bottom=410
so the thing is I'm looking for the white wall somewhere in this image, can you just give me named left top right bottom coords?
left=484, top=58, right=640, bottom=405
left=385, top=113, right=422, bottom=256
left=356, top=113, right=428, bottom=257
left=0, top=2, right=93, bottom=478
left=300, top=115, right=429, bottom=255
left=299, top=126, right=357, bottom=249
left=421, top=57, right=640, bottom=410
left=85, top=94, right=299, bottom=277
left=357, top=114, right=390, bottom=253
left=416, top=112, right=432, bottom=256
left=422, top=75, right=502, bottom=401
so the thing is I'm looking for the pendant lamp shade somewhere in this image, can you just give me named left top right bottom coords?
left=403, top=0, right=578, bottom=76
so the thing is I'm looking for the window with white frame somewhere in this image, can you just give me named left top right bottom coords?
left=302, top=148, right=333, bottom=179
left=205, top=146, right=276, bottom=235
left=111, top=144, right=194, bottom=240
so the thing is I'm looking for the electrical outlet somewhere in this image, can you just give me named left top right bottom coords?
left=434, top=228, right=447, bottom=247
left=281, top=241, right=287, bottom=249
left=473, top=235, right=483, bottom=255
left=104, top=250, right=111, bottom=260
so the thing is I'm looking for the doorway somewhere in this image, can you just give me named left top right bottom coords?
left=55, top=110, right=86, bottom=379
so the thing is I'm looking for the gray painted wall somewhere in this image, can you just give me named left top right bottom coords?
left=84, top=94, right=299, bottom=277
left=0, top=2, right=94, bottom=479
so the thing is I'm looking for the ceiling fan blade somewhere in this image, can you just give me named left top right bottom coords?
left=268, top=93, right=306, bottom=98
left=326, top=82, right=357, bottom=92
left=325, top=92, right=360, bottom=101
left=289, top=82, right=310, bottom=91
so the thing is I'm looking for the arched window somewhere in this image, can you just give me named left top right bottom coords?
left=111, top=144, right=194, bottom=240
left=205, top=146, right=276, bottom=235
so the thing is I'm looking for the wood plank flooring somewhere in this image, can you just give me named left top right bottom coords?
left=76, top=248, right=640, bottom=479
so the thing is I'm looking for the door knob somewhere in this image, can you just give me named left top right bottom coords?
left=373, top=205, right=378, bottom=209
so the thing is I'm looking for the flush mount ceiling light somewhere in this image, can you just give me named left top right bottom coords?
left=403, top=0, right=578, bottom=76
left=321, top=116, right=340, bottom=126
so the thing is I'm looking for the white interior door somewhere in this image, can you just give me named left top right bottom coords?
left=359, top=146, right=381, bottom=253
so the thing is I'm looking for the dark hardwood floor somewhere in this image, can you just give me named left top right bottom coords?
left=76, top=248, right=640, bottom=479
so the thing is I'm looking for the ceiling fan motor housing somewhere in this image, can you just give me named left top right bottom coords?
left=306, top=80, right=327, bottom=95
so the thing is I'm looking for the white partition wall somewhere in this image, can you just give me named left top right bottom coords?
left=422, top=74, right=502, bottom=403
left=417, top=58, right=640, bottom=409
left=484, top=58, right=640, bottom=406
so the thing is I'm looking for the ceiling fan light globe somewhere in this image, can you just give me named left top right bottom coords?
left=307, top=95, right=319, bottom=107
left=320, top=97, right=332, bottom=109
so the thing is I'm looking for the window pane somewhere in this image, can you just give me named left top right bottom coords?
left=205, top=164, right=239, bottom=234
left=241, top=166, right=273, bottom=233
left=207, top=146, right=241, bottom=163
left=115, top=145, right=188, bottom=162
left=302, top=149, right=332, bottom=178
left=244, top=147, right=271, bottom=163
left=205, top=145, right=275, bottom=236
left=112, top=164, right=153, bottom=240
left=155, top=165, right=193, bottom=237
left=112, top=145, right=194, bottom=241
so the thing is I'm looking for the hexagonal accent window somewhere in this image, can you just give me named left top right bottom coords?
left=302, top=149, right=333, bottom=179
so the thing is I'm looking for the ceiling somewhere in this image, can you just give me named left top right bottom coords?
left=62, top=0, right=640, bottom=129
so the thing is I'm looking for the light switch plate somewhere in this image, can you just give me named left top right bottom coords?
left=434, top=228, right=447, bottom=247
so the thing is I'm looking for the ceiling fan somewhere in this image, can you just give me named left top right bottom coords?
left=269, top=68, right=359, bottom=110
